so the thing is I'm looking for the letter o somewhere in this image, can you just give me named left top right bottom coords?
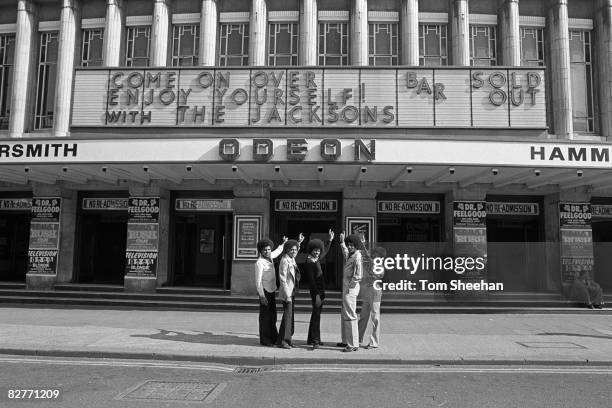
left=489, top=89, right=507, bottom=106
left=252, top=71, right=268, bottom=88
left=197, top=72, right=214, bottom=88
left=231, top=88, right=248, bottom=105
left=489, top=72, right=507, bottom=89
left=340, top=106, right=359, bottom=123
left=127, top=72, right=144, bottom=88
left=159, top=89, right=176, bottom=105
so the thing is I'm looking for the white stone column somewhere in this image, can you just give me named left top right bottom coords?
left=8, top=0, right=37, bottom=138
left=299, top=0, right=317, bottom=65
left=103, top=0, right=124, bottom=66
left=249, top=0, right=267, bottom=66
left=53, top=0, right=80, bottom=137
left=499, top=0, right=521, bottom=66
left=351, top=0, right=368, bottom=66
left=401, top=0, right=419, bottom=65
left=449, top=0, right=469, bottom=66
left=548, top=0, right=573, bottom=138
left=151, top=0, right=171, bottom=66
left=595, top=0, right=612, bottom=139
left=199, top=0, right=218, bottom=66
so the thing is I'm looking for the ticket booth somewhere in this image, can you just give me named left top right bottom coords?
left=0, top=197, right=31, bottom=282
left=75, top=194, right=129, bottom=284
left=270, top=192, right=342, bottom=290
left=171, top=196, right=233, bottom=288
left=592, top=202, right=612, bottom=292
left=486, top=198, right=544, bottom=292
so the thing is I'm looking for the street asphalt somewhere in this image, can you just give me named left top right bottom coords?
left=0, top=305, right=611, bottom=366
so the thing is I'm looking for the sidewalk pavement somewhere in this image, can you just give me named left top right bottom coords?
left=0, top=306, right=611, bottom=366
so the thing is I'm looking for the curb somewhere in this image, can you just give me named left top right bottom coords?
left=2, top=348, right=612, bottom=367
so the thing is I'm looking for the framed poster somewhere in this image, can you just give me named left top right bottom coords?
left=233, top=215, right=262, bottom=260
left=346, top=217, right=375, bottom=245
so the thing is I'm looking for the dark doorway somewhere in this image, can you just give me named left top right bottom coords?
left=378, top=215, right=442, bottom=242
left=77, top=214, right=127, bottom=284
left=486, top=218, right=543, bottom=292
left=173, top=213, right=231, bottom=288
left=592, top=220, right=612, bottom=292
left=0, top=214, right=30, bottom=282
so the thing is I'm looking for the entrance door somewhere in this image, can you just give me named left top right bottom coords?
left=592, top=220, right=612, bottom=292
left=0, top=214, right=30, bottom=282
left=173, top=213, right=229, bottom=288
left=77, top=214, right=127, bottom=284
left=275, top=216, right=341, bottom=290
left=487, top=218, right=542, bottom=291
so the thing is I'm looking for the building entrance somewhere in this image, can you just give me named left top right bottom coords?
left=486, top=218, right=543, bottom=292
left=76, top=213, right=128, bottom=284
left=172, top=213, right=231, bottom=288
left=592, top=220, right=612, bottom=292
left=0, top=213, right=30, bottom=282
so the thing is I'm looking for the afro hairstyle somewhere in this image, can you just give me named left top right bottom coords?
left=256, top=238, right=274, bottom=254
left=283, top=239, right=299, bottom=253
left=306, top=239, right=324, bottom=255
left=344, top=234, right=362, bottom=248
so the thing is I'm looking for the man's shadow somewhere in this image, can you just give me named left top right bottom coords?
left=131, top=329, right=257, bottom=346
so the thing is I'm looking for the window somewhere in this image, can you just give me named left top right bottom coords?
left=218, top=23, right=249, bottom=66
left=81, top=29, right=104, bottom=67
left=368, top=23, right=398, bottom=66
left=570, top=30, right=594, bottom=132
left=268, top=23, right=298, bottom=66
left=470, top=25, right=497, bottom=66
left=172, top=24, right=199, bottom=66
left=520, top=27, right=544, bottom=67
left=318, top=22, right=349, bottom=66
left=125, top=26, right=151, bottom=67
left=419, top=24, right=447, bottom=65
left=0, top=34, right=15, bottom=130
left=35, top=31, right=59, bottom=130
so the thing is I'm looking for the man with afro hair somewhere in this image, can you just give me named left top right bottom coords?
left=336, top=232, right=363, bottom=352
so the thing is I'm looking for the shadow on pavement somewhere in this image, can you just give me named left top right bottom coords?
left=538, top=332, right=612, bottom=340
left=131, top=329, right=257, bottom=346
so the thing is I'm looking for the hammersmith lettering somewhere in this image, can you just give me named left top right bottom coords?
left=531, top=146, right=610, bottom=162
left=0, top=143, right=78, bottom=158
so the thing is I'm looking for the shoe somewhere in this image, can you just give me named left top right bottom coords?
left=595, top=304, right=603, bottom=309
left=286, top=341, right=295, bottom=348
left=318, top=342, right=325, bottom=346
left=277, top=342, right=291, bottom=349
left=588, top=304, right=595, bottom=309
left=336, top=342, right=348, bottom=347
left=364, top=344, right=379, bottom=349
left=342, top=346, right=358, bottom=352
left=260, top=342, right=274, bottom=347
left=312, top=343, right=319, bottom=350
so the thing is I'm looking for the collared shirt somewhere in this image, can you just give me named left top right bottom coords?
left=254, top=245, right=284, bottom=298
left=278, top=254, right=297, bottom=301
left=340, top=243, right=363, bottom=288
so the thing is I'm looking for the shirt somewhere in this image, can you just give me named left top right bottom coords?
left=278, top=254, right=298, bottom=301
left=254, top=244, right=284, bottom=298
left=340, top=242, right=363, bottom=289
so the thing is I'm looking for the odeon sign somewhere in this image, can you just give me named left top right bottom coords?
left=72, top=67, right=546, bottom=129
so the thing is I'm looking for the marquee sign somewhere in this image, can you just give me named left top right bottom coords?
left=486, top=202, right=539, bottom=216
left=71, top=67, right=546, bottom=129
left=274, top=199, right=338, bottom=212
left=377, top=200, right=440, bottom=214
left=175, top=199, right=233, bottom=211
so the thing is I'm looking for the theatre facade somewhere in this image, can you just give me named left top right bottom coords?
left=1, top=0, right=612, bottom=298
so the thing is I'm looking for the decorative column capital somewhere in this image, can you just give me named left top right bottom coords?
left=62, top=0, right=80, bottom=9
left=17, top=0, right=37, bottom=15
left=107, top=0, right=123, bottom=8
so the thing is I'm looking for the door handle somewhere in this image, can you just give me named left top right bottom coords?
left=222, top=235, right=226, bottom=260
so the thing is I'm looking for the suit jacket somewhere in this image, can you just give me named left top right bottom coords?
left=278, top=255, right=298, bottom=301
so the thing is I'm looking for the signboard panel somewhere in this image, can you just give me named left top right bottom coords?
left=471, top=69, right=511, bottom=128
left=397, top=69, right=435, bottom=127
left=126, top=223, right=159, bottom=252
left=486, top=202, right=539, bottom=216
left=346, top=217, right=375, bottom=245
left=28, top=223, right=60, bottom=249
left=274, top=199, right=338, bottom=212
left=72, top=67, right=546, bottom=129
left=0, top=198, right=31, bottom=210
left=82, top=198, right=129, bottom=210
left=175, top=199, right=233, bottom=211
left=453, top=201, right=486, bottom=228
left=592, top=204, right=612, bottom=218
left=128, top=197, right=160, bottom=222
left=559, top=203, right=591, bottom=228
left=27, top=197, right=62, bottom=275
left=377, top=200, right=441, bottom=214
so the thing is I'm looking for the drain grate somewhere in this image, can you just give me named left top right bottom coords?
left=516, top=341, right=586, bottom=349
left=116, top=381, right=226, bottom=403
left=234, top=366, right=267, bottom=375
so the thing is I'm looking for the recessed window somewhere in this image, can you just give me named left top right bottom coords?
left=419, top=24, right=447, bottom=66
left=570, top=30, right=594, bottom=133
left=218, top=23, right=249, bottom=66
left=81, top=29, right=104, bottom=67
left=368, top=23, right=398, bottom=66
left=125, top=26, right=151, bottom=67
left=520, top=27, right=544, bottom=67
left=172, top=24, right=200, bottom=66
left=470, top=25, right=497, bottom=66
left=35, top=31, right=59, bottom=130
left=0, top=34, right=15, bottom=130
left=318, top=22, right=349, bottom=66
left=268, top=23, right=298, bottom=66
